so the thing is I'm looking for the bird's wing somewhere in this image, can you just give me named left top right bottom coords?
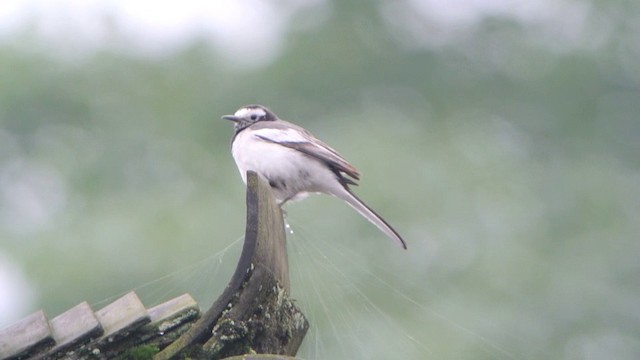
left=251, top=122, right=361, bottom=185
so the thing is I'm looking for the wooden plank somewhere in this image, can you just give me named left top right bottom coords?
left=94, top=291, right=150, bottom=343
left=144, top=293, right=200, bottom=333
left=248, top=171, right=290, bottom=292
left=155, top=171, right=306, bottom=360
left=47, top=301, right=102, bottom=355
left=203, top=171, right=306, bottom=357
left=0, top=310, right=53, bottom=360
left=155, top=171, right=279, bottom=359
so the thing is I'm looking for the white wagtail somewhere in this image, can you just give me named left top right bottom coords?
left=222, top=104, right=407, bottom=249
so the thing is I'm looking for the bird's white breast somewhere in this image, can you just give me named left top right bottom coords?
left=231, top=129, right=339, bottom=202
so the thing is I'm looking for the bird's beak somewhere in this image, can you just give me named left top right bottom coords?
left=222, top=115, right=239, bottom=122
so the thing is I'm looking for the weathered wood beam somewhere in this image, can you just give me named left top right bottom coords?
left=154, top=171, right=308, bottom=360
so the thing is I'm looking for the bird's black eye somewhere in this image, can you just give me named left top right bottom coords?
left=250, top=114, right=258, bottom=120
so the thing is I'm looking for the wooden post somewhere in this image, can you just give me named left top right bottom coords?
left=154, top=171, right=308, bottom=359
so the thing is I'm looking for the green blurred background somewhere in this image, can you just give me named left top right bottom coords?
left=1, top=0, right=639, bottom=359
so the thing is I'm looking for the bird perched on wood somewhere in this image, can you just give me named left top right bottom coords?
left=222, top=104, right=407, bottom=249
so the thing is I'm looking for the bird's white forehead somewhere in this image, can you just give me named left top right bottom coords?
left=235, top=107, right=266, bottom=118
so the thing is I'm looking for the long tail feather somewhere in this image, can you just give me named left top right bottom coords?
left=333, top=188, right=407, bottom=249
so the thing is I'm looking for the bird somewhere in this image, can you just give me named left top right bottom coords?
left=222, top=104, right=407, bottom=249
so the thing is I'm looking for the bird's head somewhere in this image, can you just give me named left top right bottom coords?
left=222, top=104, right=278, bottom=132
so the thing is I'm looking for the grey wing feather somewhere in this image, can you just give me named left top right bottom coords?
left=254, top=121, right=361, bottom=187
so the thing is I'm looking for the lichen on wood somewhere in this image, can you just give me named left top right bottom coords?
left=202, top=266, right=308, bottom=358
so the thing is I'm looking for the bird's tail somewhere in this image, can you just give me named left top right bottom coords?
left=332, top=188, right=407, bottom=249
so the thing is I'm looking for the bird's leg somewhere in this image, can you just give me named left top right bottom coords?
left=278, top=200, right=289, bottom=217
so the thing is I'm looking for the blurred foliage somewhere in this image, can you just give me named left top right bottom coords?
left=1, top=1, right=639, bottom=359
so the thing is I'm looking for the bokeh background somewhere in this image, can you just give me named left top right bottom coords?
left=1, top=0, right=639, bottom=359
